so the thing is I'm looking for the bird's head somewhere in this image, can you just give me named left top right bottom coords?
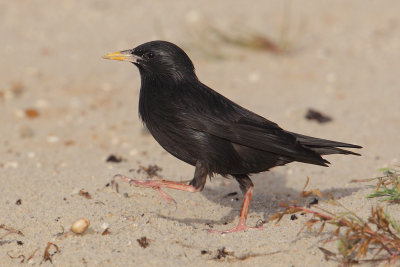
left=103, top=40, right=197, bottom=82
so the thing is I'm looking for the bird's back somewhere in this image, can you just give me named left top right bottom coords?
left=138, top=79, right=358, bottom=176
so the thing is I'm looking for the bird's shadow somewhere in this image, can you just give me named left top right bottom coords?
left=156, top=172, right=361, bottom=229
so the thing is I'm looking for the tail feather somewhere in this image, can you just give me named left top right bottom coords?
left=308, top=147, right=361, bottom=156
left=289, top=132, right=362, bottom=156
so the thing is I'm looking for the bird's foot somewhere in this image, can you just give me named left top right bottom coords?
left=111, top=174, right=177, bottom=206
left=208, top=222, right=264, bottom=234
left=153, top=186, right=177, bottom=206
left=207, top=186, right=263, bottom=234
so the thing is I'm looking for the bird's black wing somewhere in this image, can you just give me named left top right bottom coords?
left=176, top=83, right=332, bottom=166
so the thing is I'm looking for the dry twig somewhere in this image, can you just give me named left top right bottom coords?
left=40, top=242, right=60, bottom=264
left=270, top=178, right=400, bottom=265
left=0, top=224, right=24, bottom=239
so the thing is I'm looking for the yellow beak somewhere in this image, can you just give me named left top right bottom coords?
left=102, top=50, right=141, bottom=63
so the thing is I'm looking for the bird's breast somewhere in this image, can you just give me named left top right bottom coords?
left=137, top=86, right=198, bottom=165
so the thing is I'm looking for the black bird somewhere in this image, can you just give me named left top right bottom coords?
left=103, top=41, right=361, bottom=233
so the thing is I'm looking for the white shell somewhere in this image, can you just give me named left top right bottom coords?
left=71, top=218, right=90, bottom=234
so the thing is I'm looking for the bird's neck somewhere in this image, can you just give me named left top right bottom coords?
left=138, top=72, right=200, bottom=124
left=138, top=74, right=177, bottom=125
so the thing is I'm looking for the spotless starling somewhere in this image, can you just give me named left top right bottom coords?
left=103, top=41, right=361, bottom=233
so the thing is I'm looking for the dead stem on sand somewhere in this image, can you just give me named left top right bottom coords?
left=0, top=224, right=24, bottom=239
left=270, top=178, right=400, bottom=265
left=40, top=242, right=60, bottom=264
left=352, top=167, right=400, bottom=203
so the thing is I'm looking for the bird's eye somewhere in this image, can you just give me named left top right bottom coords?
left=145, top=52, right=154, bottom=59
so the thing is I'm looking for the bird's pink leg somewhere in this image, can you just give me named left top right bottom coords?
left=209, top=187, right=264, bottom=234
left=111, top=174, right=201, bottom=205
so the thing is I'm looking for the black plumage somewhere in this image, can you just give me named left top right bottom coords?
left=104, top=40, right=361, bottom=233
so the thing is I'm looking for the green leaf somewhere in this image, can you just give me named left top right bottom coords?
left=384, top=212, right=400, bottom=234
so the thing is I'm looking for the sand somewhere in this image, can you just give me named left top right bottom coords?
left=1, top=0, right=400, bottom=266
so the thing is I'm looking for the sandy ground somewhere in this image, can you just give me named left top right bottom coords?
left=1, top=0, right=400, bottom=266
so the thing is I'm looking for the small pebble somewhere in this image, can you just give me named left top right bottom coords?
left=309, top=198, right=319, bottom=205
left=101, top=222, right=109, bottom=230
left=46, top=135, right=60, bottom=143
left=129, top=149, right=138, bottom=156
left=71, top=218, right=90, bottom=234
left=15, top=109, right=25, bottom=119
left=5, top=161, right=18, bottom=169
left=25, top=108, right=40, bottom=118
left=106, top=155, right=123, bottom=163
left=35, top=99, right=50, bottom=108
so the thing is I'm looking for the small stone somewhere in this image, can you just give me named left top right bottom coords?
left=25, top=108, right=40, bottom=118
left=129, top=149, right=138, bottom=156
left=46, top=135, right=60, bottom=143
left=5, top=161, right=18, bottom=169
left=15, top=109, right=25, bottom=119
left=106, top=155, right=123, bottom=163
left=101, top=222, right=109, bottom=230
left=71, top=218, right=90, bottom=234
left=35, top=99, right=50, bottom=108
left=306, top=198, right=319, bottom=208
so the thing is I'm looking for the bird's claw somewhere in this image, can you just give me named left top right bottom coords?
left=110, top=174, right=177, bottom=207
left=154, top=187, right=177, bottom=208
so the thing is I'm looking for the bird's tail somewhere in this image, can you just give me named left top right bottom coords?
left=290, top=132, right=362, bottom=156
